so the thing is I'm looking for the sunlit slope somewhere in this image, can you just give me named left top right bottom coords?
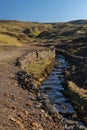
left=0, top=20, right=87, bottom=57
left=37, top=20, right=87, bottom=57
left=0, top=20, right=52, bottom=47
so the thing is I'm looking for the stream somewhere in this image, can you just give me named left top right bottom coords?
left=40, top=55, right=86, bottom=129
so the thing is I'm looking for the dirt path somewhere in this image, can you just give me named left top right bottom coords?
left=0, top=46, right=63, bottom=130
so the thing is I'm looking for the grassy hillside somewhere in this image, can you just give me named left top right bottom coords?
left=0, top=20, right=52, bottom=48
left=37, top=20, right=87, bottom=57
left=0, top=20, right=87, bottom=57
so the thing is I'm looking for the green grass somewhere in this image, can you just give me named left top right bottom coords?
left=26, top=59, right=51, bottom=79
left=0, top=20, right=52, bottom=47
left=26, top=58, right=54, bottom=87
left=0, top=20, right=87, bottom=56
left=68, top=81, right=87, bottom=100
left=0, top=34, right=22, bottom=47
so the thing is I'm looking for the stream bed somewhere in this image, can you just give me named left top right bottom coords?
left=40, top=55, right=86, bottom=129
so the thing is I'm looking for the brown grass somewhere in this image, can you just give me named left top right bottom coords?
left=68, top=81, right=87, bottom=100
left=0, top=34, right=22, bottom=47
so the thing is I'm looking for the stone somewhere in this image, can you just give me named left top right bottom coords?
left=18, top=112, right=25, bottom=119
left=10, top=117, right=16, bottom=122
left=16, top=120, right=24, bottom=129
left=5, top=92, right=10, bottom=98
left=31, top=121, right=39, bottom=129
left=24, top=110, right=29, bottom=115
left=26, top=101, right=33, bottom=107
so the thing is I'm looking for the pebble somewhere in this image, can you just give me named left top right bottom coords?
left=5, top=92, right=10, bottom=98
left=26, top=101, right=33, bottom=106
left=24, top=110, right=29, bottom=115
left=16, top=119, right=24, bottom=129
left=10, top=117, right=16, bottom=122
left=31, top=121, right=39, bottom=129
left=10, top=117, right=24, bottom=129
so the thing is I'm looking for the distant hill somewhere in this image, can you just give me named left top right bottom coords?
left=69, top=19, right=87, bottom=25
left=0, top=20, right=52, bottom=47
left=0, top=20, right=87, bottom=57
left=37, top=20, right=87, bottom=57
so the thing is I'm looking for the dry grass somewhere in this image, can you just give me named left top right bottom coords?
left=26, top=59, right=51, bottom=79
left=0, top=20, right=87, bottom=57
left=68, top=81, right=87, bottom=100
left=26, top=58, right=55, bottom=87
left=0, top=34, right=22, bottom=47
left=0, top=20, right=52, bottom=47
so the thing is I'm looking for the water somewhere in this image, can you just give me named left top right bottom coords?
left=40, top=55, right=85, bottom=126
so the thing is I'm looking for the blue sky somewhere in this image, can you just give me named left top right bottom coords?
left=0, top=0, right=87, bottom=22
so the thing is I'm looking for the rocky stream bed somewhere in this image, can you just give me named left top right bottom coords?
left=39, top=55, right=87, bottom=130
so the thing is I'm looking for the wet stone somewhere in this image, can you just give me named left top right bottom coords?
left=40, top=55, right=87, bottom=129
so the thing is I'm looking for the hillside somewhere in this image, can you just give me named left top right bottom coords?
left=0, top=20, right=87, bottom=57
left=37, top=20, right=87, bottom=57
left=0, top=20, right=87, bottom=129
left=0, top=20, right=52, bottom=49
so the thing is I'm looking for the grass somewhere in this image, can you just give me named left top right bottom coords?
left=0, top=34, right=22, bottom=47
left=67, top=80, right=87, bottom=124
left=26, top=59, right=51, bottom=79
left=26, top=58, right=55, bottom=87
left=0, top=20, right=87, bottom=56
left=0, top=20, right=52, bottom=47
left=68, top=81, right=87, bottom=100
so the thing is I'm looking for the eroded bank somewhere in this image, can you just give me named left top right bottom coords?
left=56, top=49, right=87, bottom=127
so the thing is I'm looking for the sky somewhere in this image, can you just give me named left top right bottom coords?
left=0, top=0, right=87, bottom=23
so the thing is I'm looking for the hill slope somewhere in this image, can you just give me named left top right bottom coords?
left=0, top=20, right=52, bottom=48
left=0, top=20, right=87, bottom=57
left=0, top=20, right=87, bottom=128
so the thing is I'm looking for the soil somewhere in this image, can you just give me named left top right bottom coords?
left=0, top=46, right=64, bottom=130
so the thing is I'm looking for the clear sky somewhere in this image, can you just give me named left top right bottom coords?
left=0, top=0, right=87, bottom=23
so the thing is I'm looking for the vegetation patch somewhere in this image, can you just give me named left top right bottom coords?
left=67, top=81, right=87, bottom=100
left=0, top=34, right=22, bottom=47
left=26, top=59, right=56, bottom=87
left=64, top=81, right=87, bottom=125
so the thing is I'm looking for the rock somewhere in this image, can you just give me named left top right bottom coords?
left=16, top=120, right=24, bottom=129
left=4, top=92, right=16, bottom=101
left=10, top=117, right=24, bottom=129
left=17, top=70, right=35, bottom=91
left=10, top=117, right=16, bottom=122
left=18, top=112, right=25, bottom=119
left=40, top=109, right=45, bottom=113
left=31, top=121, right=39, bottom=129
left=24, top=110, right=29, bottom=115
left=11, top=94, right=16, bottom=101
left=4, top=92, right=10, bottom=98
left=26, top=101, right=33, bottom=107
left=36, top=103, right=42, bottom=108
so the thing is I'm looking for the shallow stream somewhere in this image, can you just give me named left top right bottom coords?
left=40, top=55, right=85, bottom=128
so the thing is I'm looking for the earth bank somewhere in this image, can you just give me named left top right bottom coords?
left=56, top=48, right=87, bottom=127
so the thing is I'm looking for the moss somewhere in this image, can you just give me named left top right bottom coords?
left=26, top=59, right=52, bottom=78
left=26, top=58, right=56, bottom=87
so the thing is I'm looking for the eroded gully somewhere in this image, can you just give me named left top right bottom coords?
left=39, top=55, right=86, bottom=129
